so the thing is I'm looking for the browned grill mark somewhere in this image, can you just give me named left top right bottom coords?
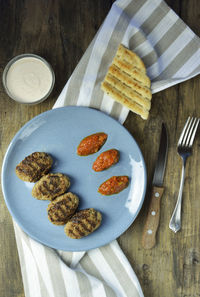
left=65, top=208, right=101, bottom=238
left=48, top=212, right=59, bottom=222
left=41, top=181, right=51, bottom=194
left=47, top=193, right=79, bottom=225
left=48, top=212, right=66, bottom=222
left=48, top=204, right=68, bottom=222
left=74, top=226, right=85, bottom=237
left=50, top=204, right=66, bottom=215
left=22, top=160, right=36, bottom=169
left=16, top=166, right=32, bottom=174
left=51, top=201, right=70, bottom=210
left=41, top=179, right=61, bottom=194
left=80, top=222, right=92, bottom=233
left=49, top=201, right=70, bottom=214
left=22, top=154, right=48, bottom=172
left=87, top=218, right=97, bottom=228
left=68, top=229, right=77, bottom=237
left=32, top=173, right=70, bottom=200
left=16, top=152, right=53, bottom=182
left=49, top=175, right=59, bottom=186
left=38, top=185, right=43, bottom=194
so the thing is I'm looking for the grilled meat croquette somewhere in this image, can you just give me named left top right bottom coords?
left=15, top=152, right=53, bottom=182
left=64, top=208, right=102, bottom=239
left=47, top=192, right=79, bottom=225
left=32, top=173, right=70, bottom=200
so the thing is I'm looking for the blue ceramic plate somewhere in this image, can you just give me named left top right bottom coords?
left=2, top=106, right=146, bottom=251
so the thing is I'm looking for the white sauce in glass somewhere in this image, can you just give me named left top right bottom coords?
left=6, top=57, right=53, bottom=103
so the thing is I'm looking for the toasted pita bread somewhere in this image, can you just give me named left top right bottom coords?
left=101, top=44, right=152, bottom=120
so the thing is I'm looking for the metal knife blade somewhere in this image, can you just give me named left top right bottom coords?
left=142, top=123, right=168, bottom=249
left=152, top=123, right=168, bottom=187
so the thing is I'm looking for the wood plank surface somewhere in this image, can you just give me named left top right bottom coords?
left=0, top=1, right=199, bottom=297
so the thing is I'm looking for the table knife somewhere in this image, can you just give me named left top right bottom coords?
left=142, top=123, right=168, bottom=249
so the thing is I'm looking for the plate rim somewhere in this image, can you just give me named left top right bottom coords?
left=1, top=106, right=147, bottom=251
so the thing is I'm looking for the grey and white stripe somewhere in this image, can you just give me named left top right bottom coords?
left=12, top=0, right=200, bottom=296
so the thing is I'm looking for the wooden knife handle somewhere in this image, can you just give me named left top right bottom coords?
left=142, top=186, right=164, bottom=249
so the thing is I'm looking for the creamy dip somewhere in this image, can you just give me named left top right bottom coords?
left=6, top=56, right=53, bottom=103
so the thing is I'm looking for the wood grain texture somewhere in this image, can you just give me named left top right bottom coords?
left=0, top=1, right=200, bottom=297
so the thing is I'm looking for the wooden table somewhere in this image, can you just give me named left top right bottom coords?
left=0, top=1, right=200, bottom=296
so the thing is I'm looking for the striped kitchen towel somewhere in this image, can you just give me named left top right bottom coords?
left=12, top=0, right=200, bottom=297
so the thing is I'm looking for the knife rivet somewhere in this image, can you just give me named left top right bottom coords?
left=151, top=211, right=156, bottom=216
left=147, top=229, right=153, bottom=235
left=155, top=192, right=160, bottom=197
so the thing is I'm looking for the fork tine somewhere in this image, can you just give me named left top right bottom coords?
left=185, top=118, right=197, bottom=146
left=182, top=117, right=194, bottom=146
left=188, top=118, right=200, bottom=147
left=178, top=117, right=191, bottom=146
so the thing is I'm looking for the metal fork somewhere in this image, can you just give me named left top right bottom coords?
left=169, top=117, right=200, bottom=233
